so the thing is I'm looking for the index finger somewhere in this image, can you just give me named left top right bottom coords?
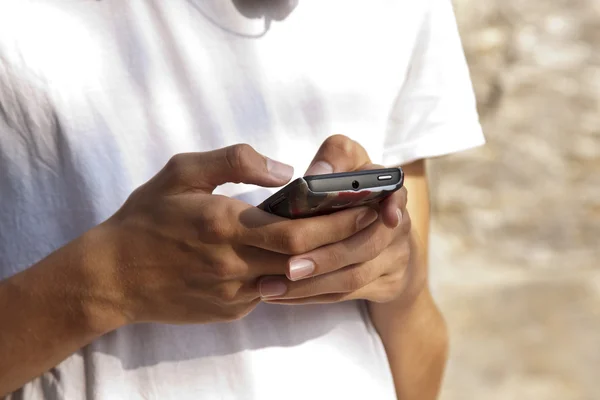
left=235, top=205, right=379, bottom=255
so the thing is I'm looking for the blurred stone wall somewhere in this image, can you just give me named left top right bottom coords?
left=429, top=1, right=600, bottom=399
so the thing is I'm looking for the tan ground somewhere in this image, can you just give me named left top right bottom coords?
left=431, top=1, right=600, bottom=398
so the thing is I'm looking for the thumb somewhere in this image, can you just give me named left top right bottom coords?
left=161, top=144, right=294, bottom=193
left=305, top=134, right=371, bottom=176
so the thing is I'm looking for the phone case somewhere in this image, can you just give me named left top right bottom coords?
left=257, top=177, right=402, bottom=219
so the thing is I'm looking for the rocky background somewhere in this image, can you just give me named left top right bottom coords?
left=430, top=1, right=600, bottom=398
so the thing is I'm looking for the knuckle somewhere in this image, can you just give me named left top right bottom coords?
left=324, top=134, right=357, bottom=157
left=121, top=185, right=148, bottom=210
left=324, top=248, right=345, bottom=270
left=302, top=276, right=320, bottom=296
left=363, top=234, right=385, bottom=261
left=344, top=266, right=370, bottom=292
left=200, top=199, right=234, bottom=241
left=281, top=231, right=308, bottom=254
left=387, top=272, right=407, bottom=293
left=213, top=282, right=242, bottom=303
left=389, top=236, right=410, bottom=267
left=373, top=287, right=397, bottom=304
left=225, top=144, right=254, bottom=172
left=128, top=185, right=145, bottom=199
left=370, top=275, right=404, bottom=303
left=203, top=219, right=231, bottom=242
left=165, top=153, right=188, bottom=176
left=211, top=256, right=243, bottom=281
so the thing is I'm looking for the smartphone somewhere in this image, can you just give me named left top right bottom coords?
left=258, top=167, right=404, bottom=219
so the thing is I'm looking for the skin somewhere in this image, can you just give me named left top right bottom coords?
left=263, top=135, right=448, bottom=399
left=370, top=160, right=449, bottom=400
left=0, top=136, right=447, bottom=400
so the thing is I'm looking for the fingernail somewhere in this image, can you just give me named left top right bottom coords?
left=357, top=208, right=378, bottom=229
left=305, top=161, right=333, bottom=176
left=288, top=259, right=315, bottom=281
left=266, top=158, right=294, bottom=181
left=396, top=209, right=403, bottom=228
left=259, top=278, right=288, bottom=297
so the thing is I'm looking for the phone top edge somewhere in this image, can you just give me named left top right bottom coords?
left=305, top=167, right=403, bottom=193
left=304, top=167, right=402, bottom=181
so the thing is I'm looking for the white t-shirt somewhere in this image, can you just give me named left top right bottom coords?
left=0, top=0, right=484, bottom=399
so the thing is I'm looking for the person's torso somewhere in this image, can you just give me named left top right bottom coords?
left=0, top=1, right=427, bottom=398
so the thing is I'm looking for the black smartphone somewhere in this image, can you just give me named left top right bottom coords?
left=258, top=167, right=404, bottom=219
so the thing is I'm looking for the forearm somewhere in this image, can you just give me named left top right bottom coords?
left=368, top=160, right=448, bottom=399
left=0, top=226, right=124, bottom=396
left=369, top=284, right=448, bottom=400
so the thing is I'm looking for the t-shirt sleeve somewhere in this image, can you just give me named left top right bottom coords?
left=382, top=0, right=485, bottom=167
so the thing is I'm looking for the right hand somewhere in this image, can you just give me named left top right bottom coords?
left=94, top=144, right=378, bottom=327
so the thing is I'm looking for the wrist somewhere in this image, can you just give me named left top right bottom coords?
left=370, top=287, right=449, bottom=400
left=0, top=226, right=127, bottom=394
left=400, top=286, right=447, bottom=335
left=369, top=286, right=448, bottom=343
left=72, top=224, right=130, bottom=335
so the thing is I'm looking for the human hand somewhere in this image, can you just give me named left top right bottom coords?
left=260, top=135, right=423, bottom=304
left=96, top=144, right=379, bottom=326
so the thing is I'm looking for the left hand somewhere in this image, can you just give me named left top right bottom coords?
left=259, top=134, right=418, bottom=304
